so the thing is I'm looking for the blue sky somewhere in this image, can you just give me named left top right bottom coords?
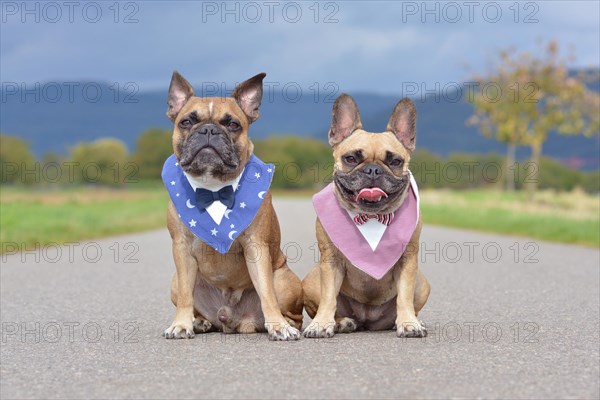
left=1, top=0, right=599, bottom=94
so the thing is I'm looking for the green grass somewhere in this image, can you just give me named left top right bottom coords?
left=1, top=185, right=598, bottom=251
left=1, top=186, right=169, bottom=249
left=419, top=189, right=599, bottom=247
left=422, top=203, right=598, bottom=246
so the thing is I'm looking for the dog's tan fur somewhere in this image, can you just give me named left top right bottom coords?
left=302, top=95, right=430, bottom=338
left=163, top=72, right=303, bottom=340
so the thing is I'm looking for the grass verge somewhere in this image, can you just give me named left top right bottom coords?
left=1, top=186, right=168, bottom=249
left=419, top=189, right=599, bottom=247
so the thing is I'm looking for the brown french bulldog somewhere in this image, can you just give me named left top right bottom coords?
left=163, top=71, right=303, bottom=340
left=302, top=94, right=430, bottom=338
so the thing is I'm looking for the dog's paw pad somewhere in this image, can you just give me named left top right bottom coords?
left=396, top=320, right=427, bottom=338
left=303, top=321, right=335, bottom=339
left=193, top=319, right=213, bottom=334
left=267, top=323, right=300, bottom=341
left=335, top=317, right=358, bottom=333
left=163, top=323, right=195, bottom=339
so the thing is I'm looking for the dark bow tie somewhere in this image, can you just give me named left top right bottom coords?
left=195, top=185, right=235, bottom=210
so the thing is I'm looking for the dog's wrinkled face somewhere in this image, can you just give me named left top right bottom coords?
left=166, top=71, right=266, bottom=181
left=328, top=94, right=417, bottom=214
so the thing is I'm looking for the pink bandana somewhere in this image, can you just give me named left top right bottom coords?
left=312, top=177, right=419, bottom=280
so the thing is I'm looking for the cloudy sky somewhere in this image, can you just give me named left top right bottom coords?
left=1, top=0, right=599, bottom=95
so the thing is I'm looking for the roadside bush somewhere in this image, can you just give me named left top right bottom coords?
left=0, top=134, right=37, bottom=185
left=254, top=135, right=332, bottom=189
left=70, top=138, right=130, bottom=186
left=132, top=128, right=173, bottom=180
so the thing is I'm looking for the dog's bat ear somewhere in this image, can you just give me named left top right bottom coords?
left=167, top=71, right=195, bottom=122
left=328, top=94, right=362, bottom=146
left=232, top=72, right=266, bottom=123
left=386, top=98, right=416, bottom=152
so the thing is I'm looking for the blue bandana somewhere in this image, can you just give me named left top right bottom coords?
left=161, top=154, right=274, bottom=254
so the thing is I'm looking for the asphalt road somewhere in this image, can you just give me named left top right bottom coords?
left=1, top=198, right=599, bottom=399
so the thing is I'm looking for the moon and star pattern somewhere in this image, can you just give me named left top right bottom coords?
left=161, top=154, right=274, bottom=254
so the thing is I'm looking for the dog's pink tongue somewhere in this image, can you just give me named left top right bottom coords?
left=356, top=187, right=388, bottom=202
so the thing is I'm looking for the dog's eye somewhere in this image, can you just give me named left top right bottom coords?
left=344, top=155, right=357, bottom=164
left=179, top=119, right=192, bottom=129
left=390, top=159, right=404, bottom=167
left=227, top=121, right=240, bottom=130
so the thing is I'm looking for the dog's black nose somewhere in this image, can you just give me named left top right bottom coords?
left=361, top=163, right=383, bottom=178
left=197, top=123, right=220, bottom=136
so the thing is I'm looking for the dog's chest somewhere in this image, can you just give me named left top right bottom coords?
left=191, top=239, right=253, bottom=289
left=341, top=261, right=398, bottom=305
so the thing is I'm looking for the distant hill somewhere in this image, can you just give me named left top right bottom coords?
left=1, top=73, right=598, bottom=170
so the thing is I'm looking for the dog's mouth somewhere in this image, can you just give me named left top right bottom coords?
left=180, top=145, right=236, bottom=168
left=337, top=178, right=408, bottom=212
left=178, top=143, right=242, bottom=181
left=195, top=144, right=224, bottom=159
left=355, top=187, right=388, bottom=205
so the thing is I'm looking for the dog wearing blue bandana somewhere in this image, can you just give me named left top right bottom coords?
left=162, top=71, right=303, bottom=340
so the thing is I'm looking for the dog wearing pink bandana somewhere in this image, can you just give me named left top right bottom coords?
left=302, top=94, right=430, bottom=338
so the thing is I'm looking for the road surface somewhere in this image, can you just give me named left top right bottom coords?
left=1, top=198, right=599, bottom=399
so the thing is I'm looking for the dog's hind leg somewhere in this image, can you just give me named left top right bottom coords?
left=273, top=265, right=304, bottom=330
left=193, top=310, right=216, bottom=333
left=171, top=273, right=216, bottom=334
left=413, top=270, right=430, bottom=316
left=301, top=266, right=320, bottom=319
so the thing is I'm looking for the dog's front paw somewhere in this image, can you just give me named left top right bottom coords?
left=163, top=319, right=195, bottom=339
left=303, top=319, right=336, bottom=338
left=396, top=317, right=427, bottom=338
left=266, top=321, right=301, bottom=341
